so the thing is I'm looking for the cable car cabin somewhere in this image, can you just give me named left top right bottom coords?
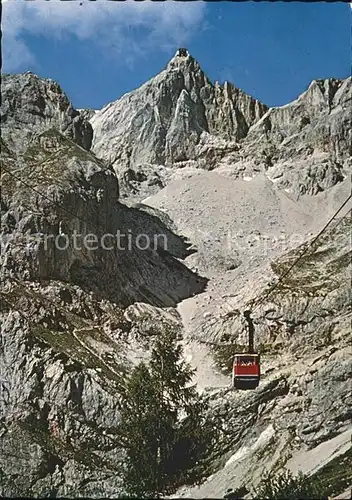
left=232, top=354, right=260, bottom=390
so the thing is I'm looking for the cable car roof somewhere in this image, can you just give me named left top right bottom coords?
left=233, top=353, right=260, bottom=357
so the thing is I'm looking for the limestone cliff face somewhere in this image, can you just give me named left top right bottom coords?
left=1, top=73, right=93, bottom=153
left=0, top=76, right=206, bottom=307
left=1, top=129, right=205, bottom=308
left=90, top=49, right=267, bottom=171
left=238, top=77, right=352, bottom=196
left=0, top=281, right=183, bottom=497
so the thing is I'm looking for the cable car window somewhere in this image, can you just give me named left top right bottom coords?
left=235, top=357, right=257, bottom=365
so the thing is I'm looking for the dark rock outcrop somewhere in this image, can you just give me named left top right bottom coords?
left=1, top=73, right=93, bottom=153
left=1, top=128, right=206, bottom=307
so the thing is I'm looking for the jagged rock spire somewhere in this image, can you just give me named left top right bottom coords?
left=91, top=50, right=268, bottom=170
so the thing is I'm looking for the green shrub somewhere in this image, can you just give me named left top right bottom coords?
left=254, top=469, right=327, bottom=500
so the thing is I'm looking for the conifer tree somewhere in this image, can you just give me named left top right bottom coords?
left=118, top=326, right=216, bottom=498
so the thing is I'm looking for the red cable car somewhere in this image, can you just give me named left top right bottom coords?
left=232, top=353, right=260, bottom=390
left=232, top=310, right=260, bottom=390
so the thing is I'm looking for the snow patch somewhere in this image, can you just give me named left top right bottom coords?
left=225, top=445, right=250, bottom=467
left=252, top=424, right=275, bottom=451
left=224, top=425, right=275, bottom=469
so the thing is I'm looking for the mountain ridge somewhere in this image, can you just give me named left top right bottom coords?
left=86, top=48, right=351, bottom=200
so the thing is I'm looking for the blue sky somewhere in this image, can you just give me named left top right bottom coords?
left=3, top=1, right=351, bottom=109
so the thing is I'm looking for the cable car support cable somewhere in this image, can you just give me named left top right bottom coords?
left=250, top=193, right=352, bottom=312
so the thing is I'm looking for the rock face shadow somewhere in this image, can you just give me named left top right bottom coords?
left=67, top=201, right=208, bottom=308
left=1, top=167, right=207, bottom=308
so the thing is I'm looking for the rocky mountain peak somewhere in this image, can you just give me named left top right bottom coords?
left=167, top=47, right=191, bottom=65
left=166, top=47, right=202, bottom=74
left=90, top=52, right=268, bottom=177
